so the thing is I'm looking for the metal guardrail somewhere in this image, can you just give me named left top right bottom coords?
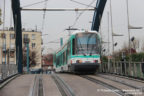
left=100, top=61, right=144, bottom=79
left=0, top=64, right=18, bottom=80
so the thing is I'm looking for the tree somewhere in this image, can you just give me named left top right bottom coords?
left=22, top=47, right=38, bottom=67
left=141, top=40, right=144, bottom=52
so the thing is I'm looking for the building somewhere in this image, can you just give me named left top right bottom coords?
left=42, top=54, right=53, bottom=71
left=0, top=27, right=42, bottom=69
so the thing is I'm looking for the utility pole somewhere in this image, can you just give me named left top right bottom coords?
left=107, top=12, right=110, bottom=72
left=110, top=0, right=114, bottom=55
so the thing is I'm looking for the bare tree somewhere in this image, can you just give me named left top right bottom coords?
left=22, top=48, right=38, bottom=67
left=141, top=40, right=144, bottom=52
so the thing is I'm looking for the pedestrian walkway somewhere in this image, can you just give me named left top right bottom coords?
left=0, top=75, right=35, bottom=96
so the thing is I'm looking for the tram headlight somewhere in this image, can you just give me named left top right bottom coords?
left=94, top=60, right=98, bottom=63
left=76, top=60, right=82, bottom=63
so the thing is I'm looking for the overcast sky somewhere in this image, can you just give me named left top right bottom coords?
left=0, top=0, right=144, bottom=54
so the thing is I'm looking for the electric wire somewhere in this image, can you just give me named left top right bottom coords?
left=70, top=0, right=95, bottom=8
left=71, top=0, right=96, bottom=27
left=22, top=0, right=49, bottom=8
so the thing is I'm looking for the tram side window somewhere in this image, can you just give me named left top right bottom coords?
left=72, top=38, right=75, bottom=55
left=67, top=41, right=70, bottom=56
left=66, top=49, right=68, bottom=63
left=63, top=52, right=65, bottom=64
left=57, top=56, right=60, bottom=66
left=56, top=57, right=59, bottom=67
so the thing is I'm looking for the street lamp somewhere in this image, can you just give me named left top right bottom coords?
left=112, top=32, right=123, bottom=53
left=114, top=42, right=118, bottom=47
left=110, top=0, right=124, bottom=54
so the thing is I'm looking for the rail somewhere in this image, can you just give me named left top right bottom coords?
left=80, top=75, right=134, bottom=96
left=51, top=73, right=75, bottom=96
left=100, top=61, right=144, bottom=79
left=0, top=64, right=17, bottom=80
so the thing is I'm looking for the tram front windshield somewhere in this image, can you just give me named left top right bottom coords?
left=76, top=33, right=100, bottom=55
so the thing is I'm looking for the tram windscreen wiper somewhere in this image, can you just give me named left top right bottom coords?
left=77, top=38, right=86, bottom=56
left=89, top=44, right=95, bottom=56
left=89, top=35, right=100, bottom=56
left=87, top=34, right=93, bottom=55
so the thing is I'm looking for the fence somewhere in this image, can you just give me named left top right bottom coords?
left=100, top=61, right=144, bottom=79
left=0, top=64, right=17, bottom=80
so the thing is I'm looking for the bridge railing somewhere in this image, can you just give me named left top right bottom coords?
left=0, top=64, right=17, bottom=80
left=100, top=61, right=144, bottom=79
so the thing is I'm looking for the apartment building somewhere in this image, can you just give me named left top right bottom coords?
left=0, top=28, right=42, bottom=69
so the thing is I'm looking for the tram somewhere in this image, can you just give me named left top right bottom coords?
left=53, top=30, right=101, bottom=73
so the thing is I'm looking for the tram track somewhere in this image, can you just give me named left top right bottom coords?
left=38, top=75, right=44, bottom=96
left=101, top=73, right=144, bottom=83
left=29, top=74, right=44, bottom=96
left=80, top=75, right=135, bottom=96
left=98, top=73, right=144, bottom=92
left=97, top=74, right=140, bottom=89
left=51, top=73, right=75, bottom=96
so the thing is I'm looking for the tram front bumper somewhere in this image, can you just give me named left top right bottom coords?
left=70, top=63, right=99, bottom=72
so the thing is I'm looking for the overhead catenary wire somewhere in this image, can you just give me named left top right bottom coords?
left=22, top=0, right=49, bottom=8
left=70, top=0, right=95, bottom=8
left=71, top=0, right=96, bottom=27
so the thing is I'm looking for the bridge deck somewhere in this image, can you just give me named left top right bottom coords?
left=0, top=74, right=61, bottom=96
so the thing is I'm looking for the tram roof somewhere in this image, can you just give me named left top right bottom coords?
left=71, top=30, right=98, bottom=35
left=55, top=30, right=99, bottom=54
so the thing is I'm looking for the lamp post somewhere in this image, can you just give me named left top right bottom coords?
left=126, top=0, right=142, bottom=60
left=109, top=0, right=114, bottom=55
left=126, top=0, right=143, bottom=76
left=112, top=32, right=123, bottom=53
left=107, top=11, right=110, bottom=73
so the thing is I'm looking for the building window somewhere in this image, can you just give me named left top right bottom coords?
left=1, top=33, right=6, bottom=39
left=10, top=34, right=15, bottom=39
left=32, top=34, right=35, bottom=40
left=10, top=43, right=15, bottom=49
left=2, top=51, right=6, bottom=57
left=2, top=43, right=6, bottom=50
left=24, top=34, right=28, bottom=39
left=32, top=43, right=36, bottom=48
left=10, top=51, right=15, bottom=58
